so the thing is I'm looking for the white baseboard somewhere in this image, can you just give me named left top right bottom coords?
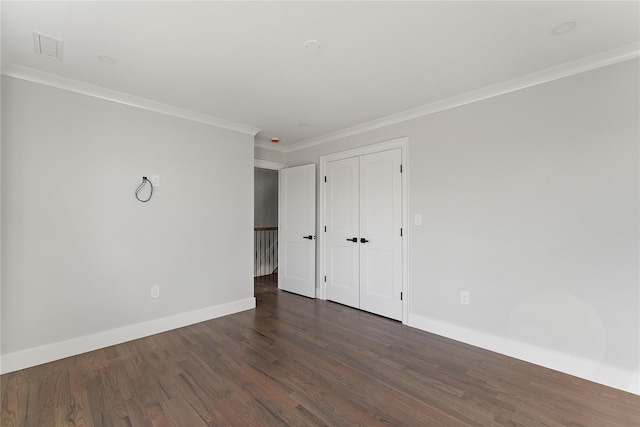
left=409, top=314, right=639, bottom=395
left=0, top=297, right=256, bottom=374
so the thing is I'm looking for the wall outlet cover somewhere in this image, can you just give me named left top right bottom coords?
left=460, top=291, right=470, bottom=305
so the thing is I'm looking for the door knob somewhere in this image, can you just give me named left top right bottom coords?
left=303, top=235, right=314, bottom=240
left=360, top=238, right=369, bottom=243
left=346, top=237, right=357, bottom=242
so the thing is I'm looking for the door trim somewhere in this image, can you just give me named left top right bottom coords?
left=319, top=137, right=409, bottom=325
left=254, top=159, right=287, bottom=170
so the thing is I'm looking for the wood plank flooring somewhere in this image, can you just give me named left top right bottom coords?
left=2, top=274, right=638, bottom=426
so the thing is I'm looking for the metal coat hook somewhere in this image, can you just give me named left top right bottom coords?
left=135, top=177, right=154, bottom=202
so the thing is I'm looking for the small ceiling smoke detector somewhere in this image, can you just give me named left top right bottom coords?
left=270, top=137, right=280, bottom=144
left=97, top=55, right=117, bottom=65
left=33, top=31, right=63, bottom=61
left=550, top=21, right=577, bottom=36
left=304, top=40, right=322, bottom=51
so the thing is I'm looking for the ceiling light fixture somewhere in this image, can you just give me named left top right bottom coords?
left=270, top=137, right=280, bottom=144
left=304, top=40, right=322, bottom=51
left=97, top=55, right=117, bottom=64
left=550, top=21, right=577, bottom=36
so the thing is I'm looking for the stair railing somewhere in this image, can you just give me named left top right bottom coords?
left=254, top=227, right=278, bottom=277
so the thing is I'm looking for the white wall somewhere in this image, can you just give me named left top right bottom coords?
left=254, top=168, right=278, bottom=227
left=286, top=59, right=640, bottom=394
left=1, top=76, right=255, bottom=371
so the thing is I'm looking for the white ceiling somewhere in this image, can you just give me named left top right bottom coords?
left=2, top=1, right=639, bottom=149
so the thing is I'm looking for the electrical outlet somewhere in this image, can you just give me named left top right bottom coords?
left=460, top=291, right=470, bottom=305
left=414, top=214, right=422, bottom=226
left=151, top=285, right=160, bottom=299
left=150, top=175, right=160, bottom=187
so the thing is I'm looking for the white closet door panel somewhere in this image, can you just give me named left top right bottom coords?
left=325, top=157, right=359, bottom=308
left=363, top=248, right=394, bottom=298
left=359, top=149, right=402, bottom=320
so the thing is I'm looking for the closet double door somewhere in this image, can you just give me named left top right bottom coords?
left=325, top=148, right=403, bottom=320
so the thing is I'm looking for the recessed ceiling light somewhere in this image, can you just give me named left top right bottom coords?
left=298, top=122, right=310, bottom=127
left=550, top=21, right=576, bottom=36
left=270, top=137, right=280, bottom=144
left=304, top=40, right=322, bottom=51
left=97, top=55, right=117, bottom=64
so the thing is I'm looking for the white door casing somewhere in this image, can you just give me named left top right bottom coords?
left=278, top=164, right=316, bottom=298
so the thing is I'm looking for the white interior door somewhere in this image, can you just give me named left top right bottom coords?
left=278, top=164, right=316, bottom=298
left=359, top=149, right=403, bottom=320
left=323, top=148, right=403, bottom=320
left=325, top=157, right=360, bottom=309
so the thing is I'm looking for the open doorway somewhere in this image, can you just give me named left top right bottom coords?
left=254, top=167, right=279, bottom=280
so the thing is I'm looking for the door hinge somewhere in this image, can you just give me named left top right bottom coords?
left=324, top=225, right=327, bottom=232
left=400, top=228, right=403, bottom=236
left=401, top=292, right=403, bottom=301
left=400, top=164, right=403, bottom=173
left=324, top=176, right=327, bottom=183
left=324, top=275, right=327, bottom=282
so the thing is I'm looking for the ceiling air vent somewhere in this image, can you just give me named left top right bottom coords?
left=32, top=31, right=63, bottom=61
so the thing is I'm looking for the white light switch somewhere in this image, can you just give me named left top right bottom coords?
left=414, top=214, right=422, bottom=226
left=150, top=175, right=160, bottom=187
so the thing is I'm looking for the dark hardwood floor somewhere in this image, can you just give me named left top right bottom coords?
left=2, top=274, right=638, bottom=426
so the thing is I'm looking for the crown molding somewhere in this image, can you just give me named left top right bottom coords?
left=280, top=42, right=640, bottom=153
left=254, top=138, right=290, bottom=153
left=4, top=41, right=635, bottom=152
left=1, top=64, right=261, bottom=137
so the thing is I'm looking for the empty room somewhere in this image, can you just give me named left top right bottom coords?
left=1, top=1, right=639, bottom=426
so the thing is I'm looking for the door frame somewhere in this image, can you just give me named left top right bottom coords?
left=319, top=137, right=409, bottom=325
left=255, top=159, right=286, bottom=171
left=254, top=159, right=286, bottom=280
